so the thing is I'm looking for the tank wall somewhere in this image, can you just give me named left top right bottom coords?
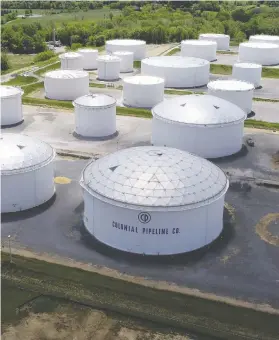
left=249, top=36, right=279, bottom=46
left=208, top=88, right=253, bottom=113
left=83, top=192, right=225, bottom=255
left=232, top=66, right=262, bottom=88
left=45, top=76, right=89, bottom=100
left=152, top=118, right=244, bottom=158
left=97, top=61, right=120, bottom=80
left=123, top=82, right=164, bottom=108
left=199, top=35, right=230, bottom=50
left=60, top=57, right=83, bottom=70
left=75, top=105, right=116, bottom=137
left=1, top=162, right=55, bottom=213
left=238, top=45, right=279, bottom=65
left=1, top=94, right=23, bottom=126
left=79, top=51, right=98, bottom=70
left=113, top=53, right=133, bottom=73
left=181, top=44, right=217, bottom=61
left=106, top=43, right=146, bottom=61
left=141, top=62, right=210, bottom=88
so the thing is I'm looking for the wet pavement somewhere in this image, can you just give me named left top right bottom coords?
left=1, top=133, right=279, bottom=308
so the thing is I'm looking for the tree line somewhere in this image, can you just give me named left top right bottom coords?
left=1, top=1, right=279, bottom=54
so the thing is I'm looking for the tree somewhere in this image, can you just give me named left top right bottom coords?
left=1, top=53, right=10, bottom=71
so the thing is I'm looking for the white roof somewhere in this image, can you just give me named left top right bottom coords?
left=181, top=39, right=217, bottom=46
left=199, top=33, right=229, bottom=38
left=45, top=70, right=88, bottom=79
left=123, top=75, right=164, bottom=85
left=208, top=79, right=254, bottom=91
left=152, top=95, right=246, bottom=127
left=59, top=52, right=82, bottom=59
left=240, top=42, right=278, bottom=49
left=250, top=35, right=279, bottom=42
left=80, top=146, right=229, bottom=211
left=0, top=133, right=55, bottom=175
left=97, top=55, right=121, bottom=62
left=113, top=51, right=134, bottom=56
left=73, top=94, right=116, bottom=108
left=106, top=39, right=146, bottom=46
left=78, top=49, right=98, bottom=53
left=233, top=62, right=262, bottom=69
left=0, top=85, right=23, bottom=98
left=142, top=56, right=209, bottom=68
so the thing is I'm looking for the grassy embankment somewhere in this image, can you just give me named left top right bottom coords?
left=3, top=75, right=37, bottom=86
left=2, top=252, right=279, bottom=340
left=210, top=64, right=279, bottom=79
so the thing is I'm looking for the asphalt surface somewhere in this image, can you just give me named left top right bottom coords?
left=1, top=132, right=279, bottom=308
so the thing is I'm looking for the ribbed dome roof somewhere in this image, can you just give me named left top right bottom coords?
left=208, top=79, right=254, bottom=91
left=142, top=56, right=209, bottom=67
left=0, top=133, right=55, bottom=175
left=80, top=146, right=228, bottom=211
left=45, top=70, right=88, bottom=79
left=152, top=94, right=246, bottom=126
left=73, top=94, right=116, bottom=108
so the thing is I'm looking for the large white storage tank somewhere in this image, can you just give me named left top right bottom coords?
left=232, top=63, right=262, bottom=88
left=181, top=40, right=217, bottom=61
left=97, top=55, right=121, bottom=81
left=122, top=75, right=165, bottom=108
left=141, top=56, right=210, bottom=88
left=44, top=70, right=89, bottom=101
left=59, top=52, right=84, bottom=70
left=152, top=95, right=246, bottom=159
left=0, top=85, right=24, bottom=127
left=106, top=39, right=146, bottom=61
left=238, top=42, right=279, bottom=66
left=73, top=94, right=117, bottom=138
left=249, top=35, right=279, bottom=46
left=199, top=33, right=230, bottom=50
left=112, top=51, right=134, bottom=73
left=1, top=133, right=55, bottom=213
left=78, top=49, right=98, bottom=70
left=207, top=80, right=254, bottom=114
left=80, top=146, right=229, bottom=255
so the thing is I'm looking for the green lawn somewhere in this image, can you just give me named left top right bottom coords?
left=1, top=54, right=35, bottom=75
left=133, top=61, right=141, bottom=69
left=165, top=47, right=180, bottom=56
left=6, top=9, right=121, bottom=27
left=210, top=64, right=279, bottom=79
left=3, top=75, right=37, bottom=86
left=34, top=61, right=60, bottom=76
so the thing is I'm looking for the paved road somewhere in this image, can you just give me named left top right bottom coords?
left=1, top=132, right=279, bottom=308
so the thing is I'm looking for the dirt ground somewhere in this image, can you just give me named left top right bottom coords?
left=2, top=304, right=192, bottom=340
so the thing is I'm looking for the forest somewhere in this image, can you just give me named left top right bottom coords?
left=1, top=1, right=279, bottom=55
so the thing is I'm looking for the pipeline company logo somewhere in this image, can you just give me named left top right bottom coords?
left=138, top=212, right=151, bottom=224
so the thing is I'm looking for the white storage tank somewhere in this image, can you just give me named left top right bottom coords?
left=0, top=85, right=24, bottom=127
left=232, top=63, right=262, bottom=88
left=208, top=80, right=254, bottom=114
left=80, top=146, right=229, bottom=255
left=97, top=55, right=121, bottom=81
left=249, top=35, right=279, bottom=46
left=112, top=51, right=134, bottom=73
left=44, top=70, right=89, bottom=101
left=73, top=94, right=117, bottom=138
left=122, top=75, right=165, bottom=108
left=1, top=133, right=55, bottom=213
left=199, top=33, right=230, bottom=50
left=59, top=52, right=84, bottom=70
left=78, top=49, right=98, bottom=70
left=181, top=40, right=217, bottom=61
left=141, top=56, right=210, bottom=88
left=106, top=39, right=146, bottom=61
left=152, top=95, right=246, bottom=159
left=238, top=42, right=279, bottom=66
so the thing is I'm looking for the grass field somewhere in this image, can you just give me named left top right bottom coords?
left=210, top=64, right=279, bottom=78
left=3, top=75, right=38, bottom=86
left=2, top=252, right=279, bottom=340
left=5, top=8, right=121, bottom=27
left=34, top=61, right=60, bottom=76
left=1, top=54, right=35, bottom=75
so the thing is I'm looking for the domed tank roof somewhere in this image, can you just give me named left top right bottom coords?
left=106, top=39, right=146, bottom=46
left=59, top=52, right=82, bottom=59
left=97, top=55, right=121, bottom=62
left=73, top=94, right=116, bottom=108
left=152, top=94, right=246, bottom=126
left=123, top=75, right=164, bottom=85
left=80, top=146, right=229, bottom=211
left=0, top=85, right=23, bottom=98
left=181, top=39, right=217, bottom=46
left=233, top=62, right=262, bottom=69
left=45, top=70, right=88, bottom=79
left=142, top=56, right=209, bottom=68
left=0, top=133, right=55, bottom=175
